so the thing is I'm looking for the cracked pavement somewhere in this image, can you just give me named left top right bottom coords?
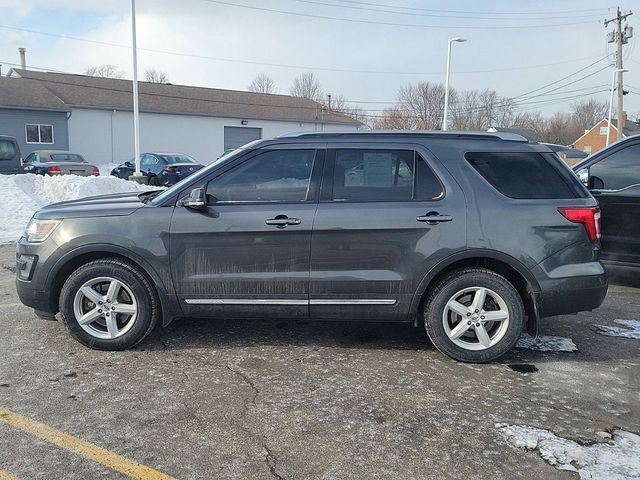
left=0, top=243, right=638, bottom=479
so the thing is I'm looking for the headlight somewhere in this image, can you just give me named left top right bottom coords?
left=24, top=218, right=61, bottom=243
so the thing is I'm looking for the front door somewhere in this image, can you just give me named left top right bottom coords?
left=309, top=144, right=467, bottom=321
left=587, top=141, right=640, bottom=265
left=169, top=147, right=323, bottom=318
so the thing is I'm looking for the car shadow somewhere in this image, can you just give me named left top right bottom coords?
left=137, top=315, right=639, bottom=364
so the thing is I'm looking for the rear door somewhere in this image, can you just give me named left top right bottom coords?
left=309, top=143, right=466, bottom=321
left=169, top=145, right=324, bottom=319
left=586, top=141, right=640, bottom=265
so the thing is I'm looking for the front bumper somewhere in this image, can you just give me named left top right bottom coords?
left=16, top=277, right=53, bottom=312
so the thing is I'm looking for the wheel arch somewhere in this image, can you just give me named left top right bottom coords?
left=46, top=244, right=181, bottom=327
left=411, top=250, right=540, bottom=335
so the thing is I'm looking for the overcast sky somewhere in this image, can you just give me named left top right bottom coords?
left=0, top=0, right=638, bottom=119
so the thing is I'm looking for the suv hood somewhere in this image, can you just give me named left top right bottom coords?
left=34, top=191, right=154, bottom=219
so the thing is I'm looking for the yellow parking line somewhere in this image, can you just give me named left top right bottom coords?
left=0, top=409, right=176, bottom=480
left=0, top=470, right=20, bottom=480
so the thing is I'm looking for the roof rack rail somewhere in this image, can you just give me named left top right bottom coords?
left=277, top=130, right=529, bottom=142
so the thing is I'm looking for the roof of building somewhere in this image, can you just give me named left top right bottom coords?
left=611, top=118, right=640, bottom=136
left=7, top=69, right=359, bottom=125
left=0, top=77, right=69, bottom=112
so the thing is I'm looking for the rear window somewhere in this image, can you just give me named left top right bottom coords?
left=160, top=155, right=196, bottom=164
left=465, top=152, right=583, bottom=199
left=49, top=153, right=85, bottom=163
left=0, top=140, right=17, bottom=161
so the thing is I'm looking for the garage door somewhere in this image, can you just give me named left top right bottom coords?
left=224, top=126, right=262, bottom=151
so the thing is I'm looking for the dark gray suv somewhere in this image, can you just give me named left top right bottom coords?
left=16, top=132, right=607, bottom=362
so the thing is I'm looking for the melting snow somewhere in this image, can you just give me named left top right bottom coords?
left=515, top=334, right=578, bottom=352
left=0, top=174, right=155, bottom=243
left=497, top=424, right=640, bottom=480
left=593, top=320, right=640, bottom=339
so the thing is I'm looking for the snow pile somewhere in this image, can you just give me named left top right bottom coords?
left=0, top=174, right=155, bottom=243
left=594, top=319, right=640, bottom=339
left=496, top=424, right=640, bottom=480
left=516, top=334, right=578, bottom=352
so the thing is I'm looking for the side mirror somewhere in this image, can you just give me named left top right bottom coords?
left=181, top=187, right=207, bottom=210
left=124, top=160, right=134, bottom=168
left=576, top=168, right=589, bottom=187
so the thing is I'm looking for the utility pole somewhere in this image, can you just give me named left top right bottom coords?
left=605, top=7, right=633, bottom=141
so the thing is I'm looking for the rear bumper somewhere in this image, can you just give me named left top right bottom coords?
left=533, top=261, right=608, bottom=317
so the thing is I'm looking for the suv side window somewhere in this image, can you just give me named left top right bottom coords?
left=0, top=140, right=17, bottom=161
left=332, top=149, right=443, bottom=202
left=589, top=144, right=640, bottom=190
left=141, top=154, right=158, bottom=167
left=206, top=149, right=316, bottom=203
left=465, top=151, right=581, bottom=199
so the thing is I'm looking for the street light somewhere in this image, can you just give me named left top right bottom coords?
left=606, top=67, right=628, bottom=146
left=442, top=37, right=466, bottom=131
left=130, top=0, right=142, bottom=180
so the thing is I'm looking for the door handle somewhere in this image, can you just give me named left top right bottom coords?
left=417, top=211, right=453, bottom=225
left=266, top=215, right=301, bottom=228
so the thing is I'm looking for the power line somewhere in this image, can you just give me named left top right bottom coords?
left=0, top=24, right=607, bottom=76
left=328, top=0, right=609, bottom=16
left=287, top=0, right=607, bottom=20
left=199, top=0, right=600, bottom=29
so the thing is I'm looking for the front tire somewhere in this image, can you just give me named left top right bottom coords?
left=423, top=268, right=524, bottom=363
left=59, top=258, right=160, bottom=350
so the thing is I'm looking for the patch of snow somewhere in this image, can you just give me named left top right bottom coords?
left=515, top=334, right=578, bottom=352
left=0, top=174, right=155, bottom=243
left=496, top=424, right=640, bottom=480
left=593, top=319, right=640, bottom=339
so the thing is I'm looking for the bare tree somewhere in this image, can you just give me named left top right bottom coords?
left=248, top=74, right=278, bottom=94
left=144, top=68, right=170, bottom=83
left=570, top=98, right=608, bottom=132
left=373, top=106, right=414, bottom=130
left=84, top=64, right=124, bottom=79
left=396, top=82, right=449, bottom=130
left=290, top=73, right=323, bottom=101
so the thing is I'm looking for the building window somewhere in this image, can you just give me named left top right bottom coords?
left=25, top=124, right=54, bottom=144
left=583, top=146, right=592, bottom=154
left=599, top=126, right=608, bottom=136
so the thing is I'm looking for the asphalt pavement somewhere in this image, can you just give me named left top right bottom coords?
left=0, top=243, right=638, bottom=479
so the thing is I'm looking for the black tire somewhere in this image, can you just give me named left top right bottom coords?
left=423, top=268, right=524, bottom=363
left=148, top=176, right=160, bottom=187
left=59, top=258, right=160, bottom=350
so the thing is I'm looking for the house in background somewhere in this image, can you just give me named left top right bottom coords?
left=0, top=77, right=70, bottom=157
left=1, top=69, right=360, bottom=165
left=572, top=115, right=640, bottom=156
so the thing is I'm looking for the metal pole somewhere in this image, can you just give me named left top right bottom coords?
left=615, top=7, right=624, bottom=141
left=442, top=39, right=453, bottom=131
left=131, top=0, right=142, bottom=177
left=606, top=69, right=616, bottom=147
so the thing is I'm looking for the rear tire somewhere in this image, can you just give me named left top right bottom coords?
left=423, top=268, right=524, bottom=363
left=59, top=258, right=160, bottom=350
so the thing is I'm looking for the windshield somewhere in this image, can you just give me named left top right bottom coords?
left=159, top=154, right=196, bottom=164
left=49, top=153, right=86, bottom=163
left=149, top=140, right=263, bottom=206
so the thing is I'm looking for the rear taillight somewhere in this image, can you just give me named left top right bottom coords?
left=47, top=165, right=62, bottom=174
left=558, top=207, right=601, bottom=243
left=92, top=166, right=100, bottom=176
left=163, top=166, right=177, bottom=173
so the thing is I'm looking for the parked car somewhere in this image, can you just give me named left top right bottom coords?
left=16, top=131, right=607, bottom=362
left=573, top=136, right=640, bottom=274
left=0, top=135, right=22, bottom=175
left=110, top=152, right=204, bottom=186
left=22, top=150, right=99, bottom=176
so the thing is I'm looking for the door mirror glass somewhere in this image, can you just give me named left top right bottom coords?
left=576, top=168, right=589, bottom=186
left=182, top=187, right=207, bottom=210
left=124, top=160, right=134, bottom=167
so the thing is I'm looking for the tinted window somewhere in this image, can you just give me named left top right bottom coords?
left=141, top=155, right=159, bottom=166
left=159, top=154, right=196, bottom=164
left=206, top=149, right=315, bottom=202
left=49, top=154, right=85, bottom=163
left=465, top=152, right=579, bottom=199
left=0, top=140, right=17, bottom=161
left=589, top=145, right=640, bottom=190
left=332, top=149, right=442, bottom=202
